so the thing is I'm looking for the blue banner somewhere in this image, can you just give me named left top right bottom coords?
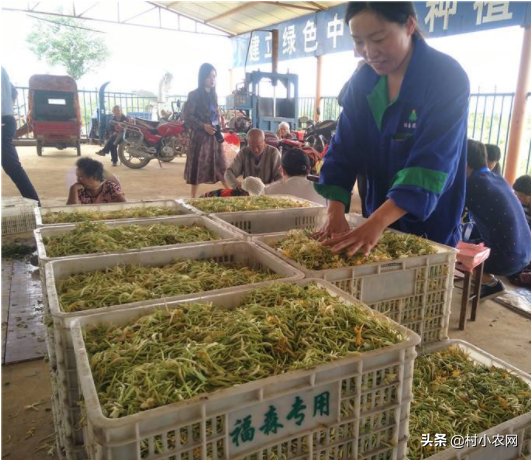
left=232, top=1, right=531, bottom=67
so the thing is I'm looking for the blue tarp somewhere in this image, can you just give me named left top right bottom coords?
left=232, top=1, right=531, bottom=67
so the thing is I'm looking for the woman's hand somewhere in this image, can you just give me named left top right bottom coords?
left=67, top=182, right=84, bottom=205
left=313, top=200, right=350, bottom=241
left=321, top=198, right=407, bottom=257
left=314, top=213, right=351, bottom=241
left=203, top=124, right=216, bottom=136
left=322, top=219, right=385, bottom=256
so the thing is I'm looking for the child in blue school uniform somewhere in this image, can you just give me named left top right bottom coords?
left=315, top=2, right=469, bottom=257
left=465, top=140, right=531, bottom=300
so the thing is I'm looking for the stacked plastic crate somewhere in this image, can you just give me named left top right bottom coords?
left=34, top=200, right=301, bottom=459
left=210, top=206, right=531, bottom=460
left=211, top=207, right=454, bottom=345
left=71, top=279, right=420, bottom=460
left=2, top=196, right=38, bottom=235
left=34, top=197, right=531, bottom=460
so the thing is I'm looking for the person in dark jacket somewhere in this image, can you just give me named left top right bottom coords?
left=1, top=66, right=40, bottom=203
left=485, top=143, right=502, bottom=175
left=96, top=105, right=128, bottom=167
left=316, top=2, right=470, bottom=257
left=513, top=175, right=531, bottom=229
left=466, top=140, right=531, bottom=300
left=183, top=63, right=228, bottom=198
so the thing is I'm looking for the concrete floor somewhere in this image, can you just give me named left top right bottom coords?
left=447, top=284, right=531, bottom=373
left=2, top=254, right=47, bottom=365
left=2, top=360, right=56, bottom=460
left=1, top=144, right=364, bottom=209
left=2, top=144, right=241, bottom=206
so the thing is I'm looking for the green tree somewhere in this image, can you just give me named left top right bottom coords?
left=27, top=16, right=108, bottom=80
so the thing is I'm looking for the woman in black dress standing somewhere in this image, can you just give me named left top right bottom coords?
left=183, top=63, right=228, bottom=198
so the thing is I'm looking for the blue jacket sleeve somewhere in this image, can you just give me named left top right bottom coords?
left=387, top=63, right=470, bottom=221
left=315, top=80, right=361, bottom=211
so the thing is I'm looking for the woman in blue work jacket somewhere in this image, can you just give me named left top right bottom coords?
left=316, top=2, right=469, bottom=254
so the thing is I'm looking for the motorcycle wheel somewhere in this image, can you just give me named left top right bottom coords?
left=118, top=143, right=151, bottom=169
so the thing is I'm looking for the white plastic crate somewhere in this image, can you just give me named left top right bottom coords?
left=407, top=340, right=531, bottom=460
left=1, top=196, right=38, bottom=235
left=255, top=232, right=457, bottom=345
left=211, top=208, right=365, bottom=240
left=44, top=241, right=303, bottom=439
left=179, top=194, right=325, bottom=215
left=34, top=215, right=241, bottom=264
left=50, top=366, right=86, bottom=460
left=71, top=279, right=421, bottom=460
left=35, top=199, right=192, bottom=227
left=45, top=241, right=302, bottom=322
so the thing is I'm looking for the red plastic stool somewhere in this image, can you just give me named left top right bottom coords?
left=456, top=242, right=491, bottom=331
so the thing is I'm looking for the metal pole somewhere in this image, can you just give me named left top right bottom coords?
left=314, top=55, right=323, bottom=121
left=22, top=88, right=28, bottom=137
left=479, top=95, right=487, bottom=141
left=487, top=91, right=496, bottom=143
left=271, top=29, right=279, bottom=118
left=471, top=91, right=480, bottom=138
left=505, top=25, right=531, bottom=184
left=495, top=95, right=506, bottom=146
left=502, top=95, right=515, bottom=174
left=271, top=29, right=279, bottom=74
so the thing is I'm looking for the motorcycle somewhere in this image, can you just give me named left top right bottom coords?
left=298, top=116, right=336, bottom=156
left=111, top=117, right=188, bottom=169
left=262, top=117, right=336, bottom=174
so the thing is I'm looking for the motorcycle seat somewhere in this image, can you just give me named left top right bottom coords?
left=149, top=129, right=159, bottom=135
left=280, top=139, right=301, bottom=147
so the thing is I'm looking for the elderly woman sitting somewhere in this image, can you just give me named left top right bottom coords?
left=276, top=121, right=294, bottom=140
left=67, top=157, right=126, bottom=205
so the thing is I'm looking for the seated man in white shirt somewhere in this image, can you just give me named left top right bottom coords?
left=264, top=148, right=327, bottom=205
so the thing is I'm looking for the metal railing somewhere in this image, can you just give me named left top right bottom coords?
left=299, top=97, right=315, bottom=120
left=12, top=87, right=531, bottom=176
left=317, top=92, right=531, bottom=177
left=468, top=92, right=515, bottom=174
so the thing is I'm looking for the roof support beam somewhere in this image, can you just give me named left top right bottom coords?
left=267, top=2, right=321, bottom=12
left=2, top=6, right=228, bottom=36
left=307, top=2, right=326, bottom=11
left=146, top=1, right=233, bottom=35
left=78, top=2, right=100, bottom=17
left=122, top=5, right=157, bottom=24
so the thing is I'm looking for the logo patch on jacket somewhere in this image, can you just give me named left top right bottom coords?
left=403, top=109, right=417, bottom=130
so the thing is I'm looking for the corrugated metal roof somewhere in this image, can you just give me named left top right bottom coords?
left=153, top=1, right=345, bottom=36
